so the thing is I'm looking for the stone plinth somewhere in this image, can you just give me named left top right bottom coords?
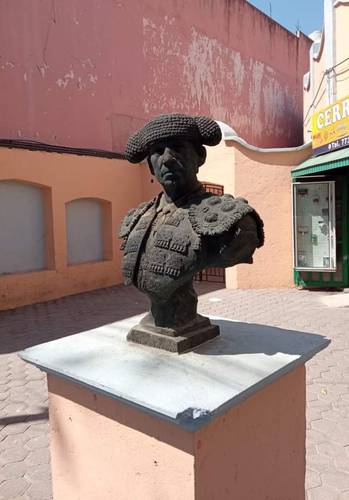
left=20, top=315, right=329, bottom=500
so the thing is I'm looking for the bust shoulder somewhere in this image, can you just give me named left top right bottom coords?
left=119, top=197, right=157, bottom=238
left=188, top=193, right=264, bottom=244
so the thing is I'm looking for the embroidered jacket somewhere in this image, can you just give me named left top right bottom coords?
left=119, top=188, right=264, bottom=299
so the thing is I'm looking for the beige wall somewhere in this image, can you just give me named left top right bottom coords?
left=200, top=140, right=312, bottom=288
left=232, top=144, right=311, bottom=288
left=198, top=143, right=235, bottom=195
left=0, top=147, right=144, bottom=310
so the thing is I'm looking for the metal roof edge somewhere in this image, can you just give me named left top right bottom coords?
left=292, top=147, right=349, bottom=177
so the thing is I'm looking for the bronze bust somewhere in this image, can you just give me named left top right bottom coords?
left=120, top=114, right=264, bottom=353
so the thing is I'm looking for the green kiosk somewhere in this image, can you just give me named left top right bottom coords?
left=292, top=94, right=349, bottom=289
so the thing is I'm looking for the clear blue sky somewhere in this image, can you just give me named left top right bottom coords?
left=247, top=0, right=324, bottom=35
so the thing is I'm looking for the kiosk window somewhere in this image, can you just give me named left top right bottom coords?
left=293, top=181, right=336, bottom=271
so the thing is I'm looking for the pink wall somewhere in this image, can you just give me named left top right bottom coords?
left=48, top=365, right=305, bottom=499
left=0, top=0, right=310, bottom=153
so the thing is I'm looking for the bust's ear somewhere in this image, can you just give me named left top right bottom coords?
left=197, top=145, right=207, bottom=168
left=147, top=157, right=154, bottom=175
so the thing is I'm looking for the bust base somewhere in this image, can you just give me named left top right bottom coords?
left=127, top=314, right=219, bottom=353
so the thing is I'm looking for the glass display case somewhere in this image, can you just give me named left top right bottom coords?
left=293, top=181, right=336, bottom=271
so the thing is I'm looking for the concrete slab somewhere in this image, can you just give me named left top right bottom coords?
left=19, top=314, right=329, bottom=431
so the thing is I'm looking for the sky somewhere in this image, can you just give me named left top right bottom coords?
left=247, top=0, right=324, bottom=36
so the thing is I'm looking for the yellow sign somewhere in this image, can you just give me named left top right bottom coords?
left=312, top=95, right=349, bottom=155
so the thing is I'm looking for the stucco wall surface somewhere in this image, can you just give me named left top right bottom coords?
left=232, top=143, right=312, bottom=288
left=47, top=365, right=305, bottom=500
left=198, top=143, right=235, bottom=195
left=200, top=140, right=312, bottom=288
left=0, top=147, right=144, bottom=310
left=195, top=364, right=306, bottom=499
left=0, top=0, right=310, bottom=152
left=48, top=375, right=195, bottom=500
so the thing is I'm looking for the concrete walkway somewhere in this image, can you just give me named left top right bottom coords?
left=1, top=284, right=349, bottom=499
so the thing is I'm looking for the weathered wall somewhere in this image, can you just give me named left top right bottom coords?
left=0, top=147, right=142, bottom=310
left=0, top=0, right=310, bottom=152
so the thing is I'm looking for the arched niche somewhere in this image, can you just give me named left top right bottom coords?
left=0, top=180, right=46, bottom=274
left=66, top=198, right=111, bottom=265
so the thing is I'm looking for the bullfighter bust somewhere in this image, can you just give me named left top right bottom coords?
left=120, top=114, right=264, bottom=353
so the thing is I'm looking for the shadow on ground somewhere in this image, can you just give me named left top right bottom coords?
left=0, top=282, right=224, bottom=354
left=0, top=409, right=48, bottom=426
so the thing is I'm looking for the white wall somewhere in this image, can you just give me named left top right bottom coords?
left=66, top=199, right=104, bottom=265
left=0, top=180, right=45, bottom=274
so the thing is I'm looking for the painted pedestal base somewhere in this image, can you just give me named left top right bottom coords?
left=48, top=367, right=305, bottom=500
left=20, top=315, right=329, bottom=500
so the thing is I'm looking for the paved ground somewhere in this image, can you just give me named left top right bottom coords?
left=1, top=283, right=349, bottom=500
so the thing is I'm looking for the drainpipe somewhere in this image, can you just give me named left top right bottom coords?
left=324, top=0, right=336, bottom=103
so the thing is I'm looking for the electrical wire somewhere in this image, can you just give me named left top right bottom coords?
left=0, top=139, right=125, bottom=160
left=304, top=72, right=326, bottom=124
left=303, top=56, right=349, bottom=124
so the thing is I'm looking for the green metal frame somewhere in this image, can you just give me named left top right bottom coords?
left=292, top=148, right=349, bottom=178
left=294, top=176, right=349, bottom=288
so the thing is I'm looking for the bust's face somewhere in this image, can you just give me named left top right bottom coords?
left=149, top=138, right=203, bottom=200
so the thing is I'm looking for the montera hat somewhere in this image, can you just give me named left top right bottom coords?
left=124, top=113, right=222, bottom=163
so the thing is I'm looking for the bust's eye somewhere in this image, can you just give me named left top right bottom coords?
left=151, top=146, right=164, bottom=155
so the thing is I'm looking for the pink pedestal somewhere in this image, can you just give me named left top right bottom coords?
left=21, top=316, right=328, bottom=499
left=48, top=365, right=306, bottom=500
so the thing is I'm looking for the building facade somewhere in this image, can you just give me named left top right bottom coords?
left=292, top=0, right=349, bottom=289
left=0, top=0, right=311, bottom=310
left=1, top=0, right=310, bottom=152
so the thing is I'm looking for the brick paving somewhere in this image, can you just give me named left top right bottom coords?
left=0, top=283, right=349, bottom=499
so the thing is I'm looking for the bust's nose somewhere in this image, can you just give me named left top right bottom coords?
left=162, top=147, right=176, bottom=165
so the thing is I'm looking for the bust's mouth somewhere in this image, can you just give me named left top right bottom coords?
left=161, top=169, right=183, bottom=184
left=162, top=171, right=177, bottom=180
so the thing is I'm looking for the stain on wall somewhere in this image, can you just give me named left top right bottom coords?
left=0, top=0, right=310, bottom=152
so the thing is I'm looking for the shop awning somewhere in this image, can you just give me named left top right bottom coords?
left=292, top=147, right=349, bottom=178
